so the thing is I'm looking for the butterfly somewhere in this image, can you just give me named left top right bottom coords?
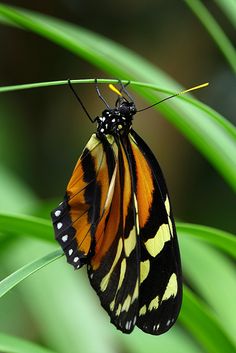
left=51, top=79, right=184, bottom=335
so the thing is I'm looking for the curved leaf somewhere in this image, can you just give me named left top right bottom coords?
left=0, top=78, right=235, bottom=141
left=213, top=0, right=236, bottom=29
left=1, top=213, right=235, bottom=258
left=0, top=213, right=52, bottom=242
left=0, top=4, right=235, bottom=190
left=0, top=249, right=63, bottom=298
left=181, top=235, right=236, bottom=346
left=184, top=0, right=236, bottom=73
left=177, top=222, right=236, bottom=259
left=0, top=332, right=57, bottom=353
left=180, top=287, right=236, bottom=353
left=1, top=247, right=235, bottom=353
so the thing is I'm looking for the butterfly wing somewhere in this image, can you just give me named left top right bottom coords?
left=129, top=129, right=182, bottom=335
left=51, top=133, right=117, bottom=268
left=51, top=127, right=182, bottom=335
left=88, top=135, right=140, bottom=333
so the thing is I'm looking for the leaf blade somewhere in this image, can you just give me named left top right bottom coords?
left=0, top=332, right=58, bottom=353
left=0, top=4, right=235, bottom=190
left=184, top=0, right=236, bottom=72
left=1, top=213, right=235, bottom=259
left=1, top=247, right=235, bottom=353
left=0, top=249, right=63, bottom=298
left=180, top=286, right=236, bottom=353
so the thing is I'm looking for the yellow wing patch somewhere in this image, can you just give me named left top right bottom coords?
left=144, top=223, right=171, bottom=257
left=100, top=238, right=123, bottom=292
left=162, top=273, right=178, bottom=301
left=148, top=295, right=159, bottom=311
left=140, top=260, right=150, bottom=284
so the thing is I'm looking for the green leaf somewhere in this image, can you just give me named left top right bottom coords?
left=0, top=4, right=235, bottom=190
left=0, top=77, right=236, bottom=144
left=1, top=77, right=235, bottom=160
left=1, top=241, right=117, bottom=353
left=1, top=213, right=235, bottom=259
left=1, top=245, right=235, bottom=353
left=0, top=332, right=57, bottom=353
left=0, top=249, right=63, bottom=298
left=184, top=0, right=236, bottom=73
left=177, top=222, right=236, bottom=259
left=0, top=213, right=53, bottom=242
left=180, top=286, right=236, bottom=353
left=181, top=235, right=236, bottom=346
left=214, top=0, right=236, bottom=29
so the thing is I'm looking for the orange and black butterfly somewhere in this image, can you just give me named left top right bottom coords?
left=51, top=79, right=183, bottom=335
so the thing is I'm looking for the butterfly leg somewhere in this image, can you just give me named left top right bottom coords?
left=68, top=79, right=96, bottom=123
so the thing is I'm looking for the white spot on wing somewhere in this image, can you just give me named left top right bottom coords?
left=61, top=234, right=68, bottom=242
left=153, top=323, right=160, bottom=331
left=68, top=249, right=73, bottom=256
left=55, top=210, right=61, bottom=217
left=125, top=320, right=132, bottom=330
left=57, top=222, right=63, bottom=230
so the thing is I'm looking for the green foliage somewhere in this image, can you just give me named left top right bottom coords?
left=0, top=332, right=57, bottom=353
left=0, top=5, right=236, bottom=190
left=0, top=3, right=235, bottom=353
left=184, top=0, right=236, bottom=73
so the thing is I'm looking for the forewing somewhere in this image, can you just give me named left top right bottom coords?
left=129, top=130, right=182, bottom=335
left=51, top=133, right=116, bottom=269
left=88, top=136, right=140, bottom=334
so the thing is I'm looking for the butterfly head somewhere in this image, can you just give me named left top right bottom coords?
left=96, top=101, right=136, bottom=137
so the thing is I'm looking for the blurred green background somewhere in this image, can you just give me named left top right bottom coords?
left=0, top=1, right=235, bottom=353
left=0, top=0, right=235, bottom=230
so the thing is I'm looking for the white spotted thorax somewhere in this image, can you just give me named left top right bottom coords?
left=96, top=101, right=136, bottom=137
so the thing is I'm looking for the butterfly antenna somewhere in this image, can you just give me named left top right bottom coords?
left=68, top=79, right=95, bottom=123
left=118, top=80, right=134, bottom=102
left=108, top=83, right=131, bottom=108
left=95, top=78, right=111, bottom=108
left=136, top=82, right=209, bottom=112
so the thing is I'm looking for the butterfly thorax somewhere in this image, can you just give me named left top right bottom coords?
left=96, top=101, right=136, bottom=137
